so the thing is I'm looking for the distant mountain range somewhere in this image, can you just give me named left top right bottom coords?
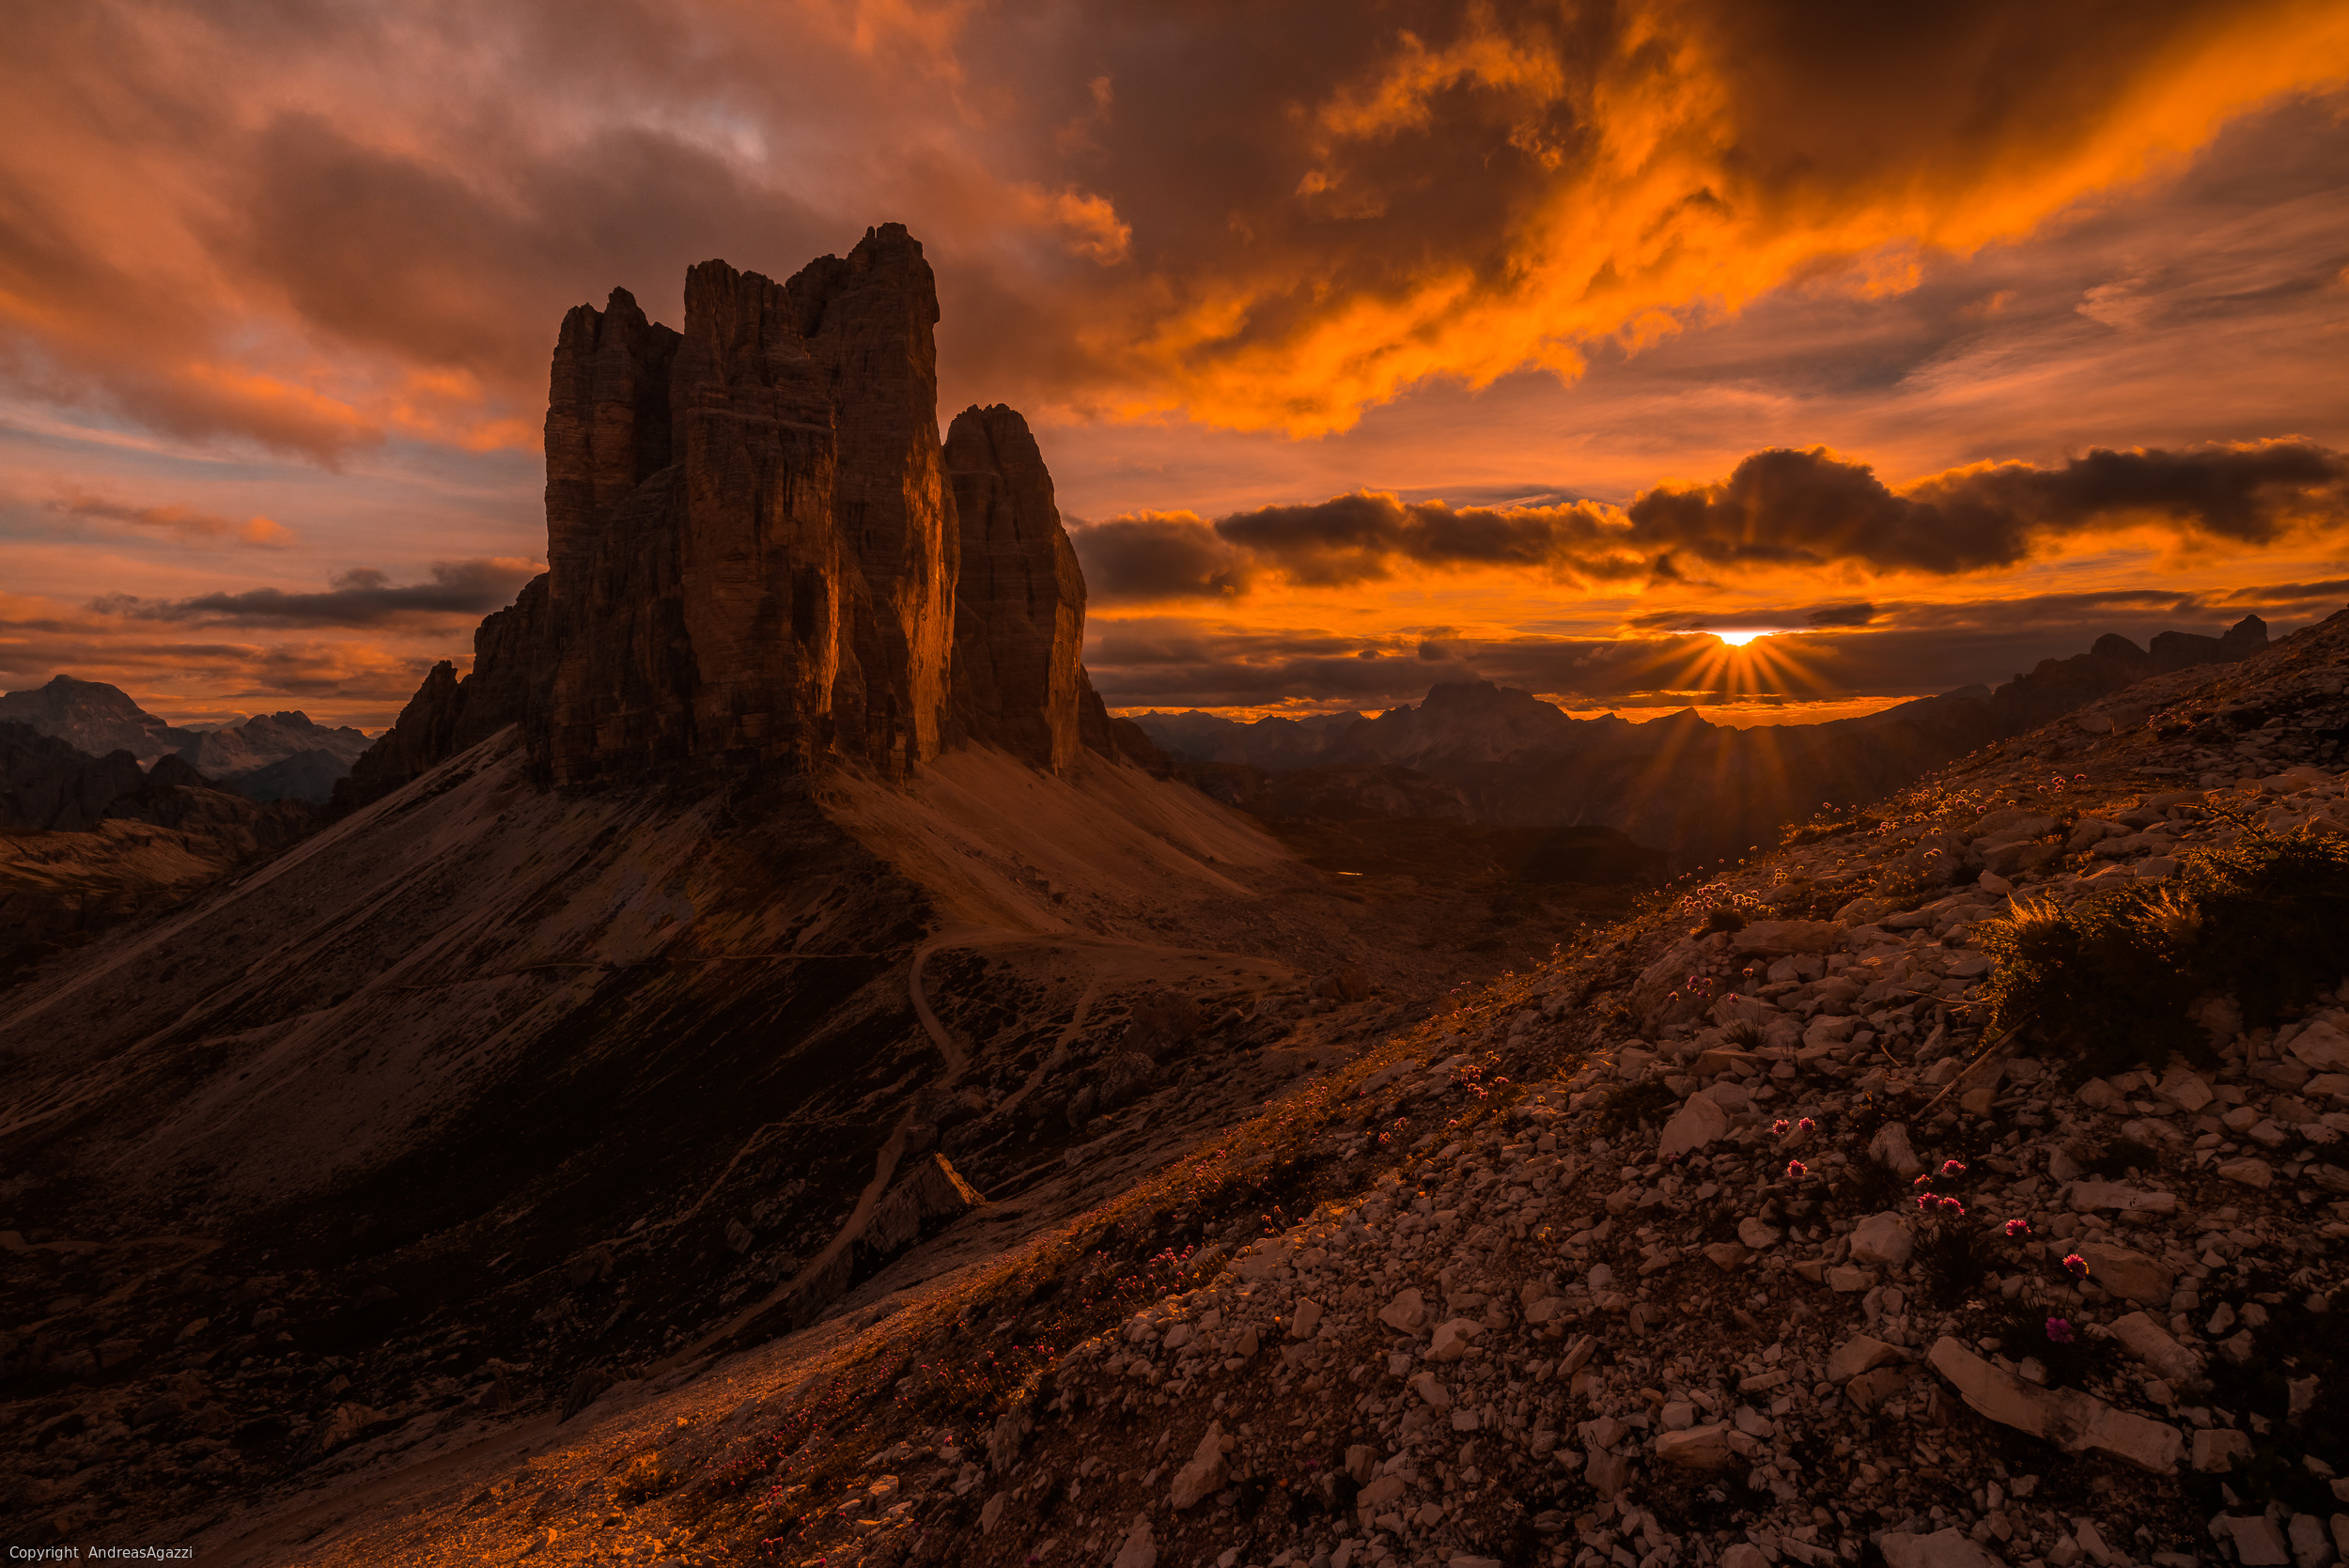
left=0, top=674, right=372, bottom=802
left=1129, top=614, right=2275, bottom=860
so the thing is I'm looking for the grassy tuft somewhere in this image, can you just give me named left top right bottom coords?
left=1974, top=820, right=2349, bottom=1077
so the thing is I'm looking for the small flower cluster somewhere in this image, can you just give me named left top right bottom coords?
left=1912, top=1158, right=1968, bottom=1216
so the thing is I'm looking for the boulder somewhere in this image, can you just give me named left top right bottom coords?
left=2074, top=1243, right=2172, bottom=1307
left=2067, top=1181, right=2177, bottom=1215
left=1926, top=1337, right=2180, bottom=1473
left=2217, top=1515, right=2291, bottom=1567
left=1652, top=1425, right=1735, bottom=1469
left=1868, top=1123, right=1924, bottom=1179
left=2192, top=1428, right=2252, bottom=1473
left=1112, top=1514, right=1159, bottom=1568
left=1427, top=1318, right=1484, bottom=1362
left=1379, top=1289, right=1427, bottom=1332
left=2110, top=1312, right=2202, bottom=1385
left=1826, top=1335, right=1903, bottom=1383
left=2288, top=1020, right=2349, bottom=1074
left=1850, top=1213, right=1915, bottom=1268
left=1658, top=1095, right=1731, bottom=1159
left=1879, top=1529, right=2002, bottom=1568
left=1169, top=1422, right=1229, bottom=1508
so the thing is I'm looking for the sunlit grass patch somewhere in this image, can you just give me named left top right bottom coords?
left=1976, top=820, right=2349, bottom=1077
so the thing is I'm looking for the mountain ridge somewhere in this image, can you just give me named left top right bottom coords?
left=1132, top=616, right=2275, bottom=859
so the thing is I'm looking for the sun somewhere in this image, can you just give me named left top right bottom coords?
left=1713, top=629, right=1775, bottom=647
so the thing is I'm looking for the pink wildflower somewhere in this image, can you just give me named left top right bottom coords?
left=1941, top=1159, right=1967, bottom=1176
left=2045, top=1317, right=2075, bottom=1343
left=1797, top=1118, right=1816, bottom=1133
left=1787, top=1159, right=1807, bottom=1178
left=2062, top=1253, right=2089, bottom=1279
left=2005, top=1219, right=2031, bottom=1238
left=1937, top=1197, right=1966, bottom=1216
left=1772, top=1119, right=1791, bottom=1135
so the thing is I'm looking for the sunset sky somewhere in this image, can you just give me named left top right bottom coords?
left=3, top=1, right=2346, bottom=730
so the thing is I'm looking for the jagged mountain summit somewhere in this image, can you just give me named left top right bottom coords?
left=0, top=676, right=371, bottom=800
left=342, top=226, right=1133, bottom=810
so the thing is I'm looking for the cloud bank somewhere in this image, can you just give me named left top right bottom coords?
left=1072, top=440, right=2349, bottom=602
left=2, top=1, right=2343, bottom=458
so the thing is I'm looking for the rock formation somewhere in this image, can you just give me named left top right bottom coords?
left=531, top=228, right=958, bottom=785
left=349, top=224, right=1152, bottom=802
left=0, top=675, right=183, bottom=760
left=946, top=404, right=1084, bottom=773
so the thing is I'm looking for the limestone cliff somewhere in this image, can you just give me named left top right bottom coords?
left=945, top=404, right=1085, bottom=773
left=350, top=224, right=1141, bottom=802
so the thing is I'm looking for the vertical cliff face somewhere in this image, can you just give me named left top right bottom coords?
left=350, top=223, right=1143, bottom=801
left=946, top=404, right=1085, bottom=774
left=528, top=225, right=953, bottom=786
left=790, top=235, right=958, bottom=774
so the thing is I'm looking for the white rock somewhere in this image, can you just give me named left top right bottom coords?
left=1879, top=1527, right=2003, bottom=1568
left=2067, top=1180, right=2177, bottom=1215
left=2220, top=1514, right=2292, bottom=1567
left=2290, top=1020, right=2349, bottom=1074
left=1722, top=1547, right=1771, bottom=1568
left=1850, top=1212, right=1915, bottom=1267
left=2111, top=1311, right=2202, bottom=1385
left=1427, top=1318, right=1484, bottom=1362
left=1112, top=1514, right=1159, bottom=1568
left=1289, top=1299, right=1323, bottom=1339
left=2217, top=1157, right=2275, bottom=1188
left=1358, top=1474, right=1406, bottom=1509
left=1379, top=1289, right=1427, bottom=1332
left=1868, top=1122, right=1923, bottom=1178
left=2192, top=1427, right=2253, bottom=1472
left=1170, top=1421, right=1230, bottom=1508
left=2158, top=1064, right=2215, bottom=1111
left=1926, top=1336, right=2180, bottom=1473
left=1409, top=1371, right=1452, bottom=1408
left=1658, top=1094, right=1732, bottom=1158
left=2286, top=1513, right=2334, bottom=1568
left=1737, top=1217, right=1782, bottom=1250
left=1652, top=1424, right=1735, bottom=1469
left=980, top=1492, right=1007, bottom=1533
left=2074, top=1242, right=2172, bottom=1305
left=1827, top=1334, right=1902, bottom=1383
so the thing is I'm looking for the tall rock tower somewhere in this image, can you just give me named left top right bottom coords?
left=339, top=225, right=1155, bottom=807
left=946, top=404, right=1086, bottom=775
left=535, top=224, right=955, bottom=784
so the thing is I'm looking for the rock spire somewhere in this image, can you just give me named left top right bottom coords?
left=345, top=225, right=1135, bottom=805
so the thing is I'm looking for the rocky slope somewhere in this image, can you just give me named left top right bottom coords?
left=179, top=602, right=2349, bottom=1568
left=1138, top=619, right=2276, bottom=862
left=2, top=731, right=317, bottom=979
left=0, top=226, right=1561, bottom=1558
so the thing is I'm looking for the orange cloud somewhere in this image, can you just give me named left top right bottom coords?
left=47, top=488, right=294, bottom=549
left=1091, top=2, right=2349, bottom=434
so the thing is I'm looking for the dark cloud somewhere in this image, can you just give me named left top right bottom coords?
left=95, top=559, right=539, bottom=628
left=1628, top=441, right=2349, bottom=573
left=1067, top=513, right=1252, bottom=602
left=1076, top=441, right=2349, bottom=602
